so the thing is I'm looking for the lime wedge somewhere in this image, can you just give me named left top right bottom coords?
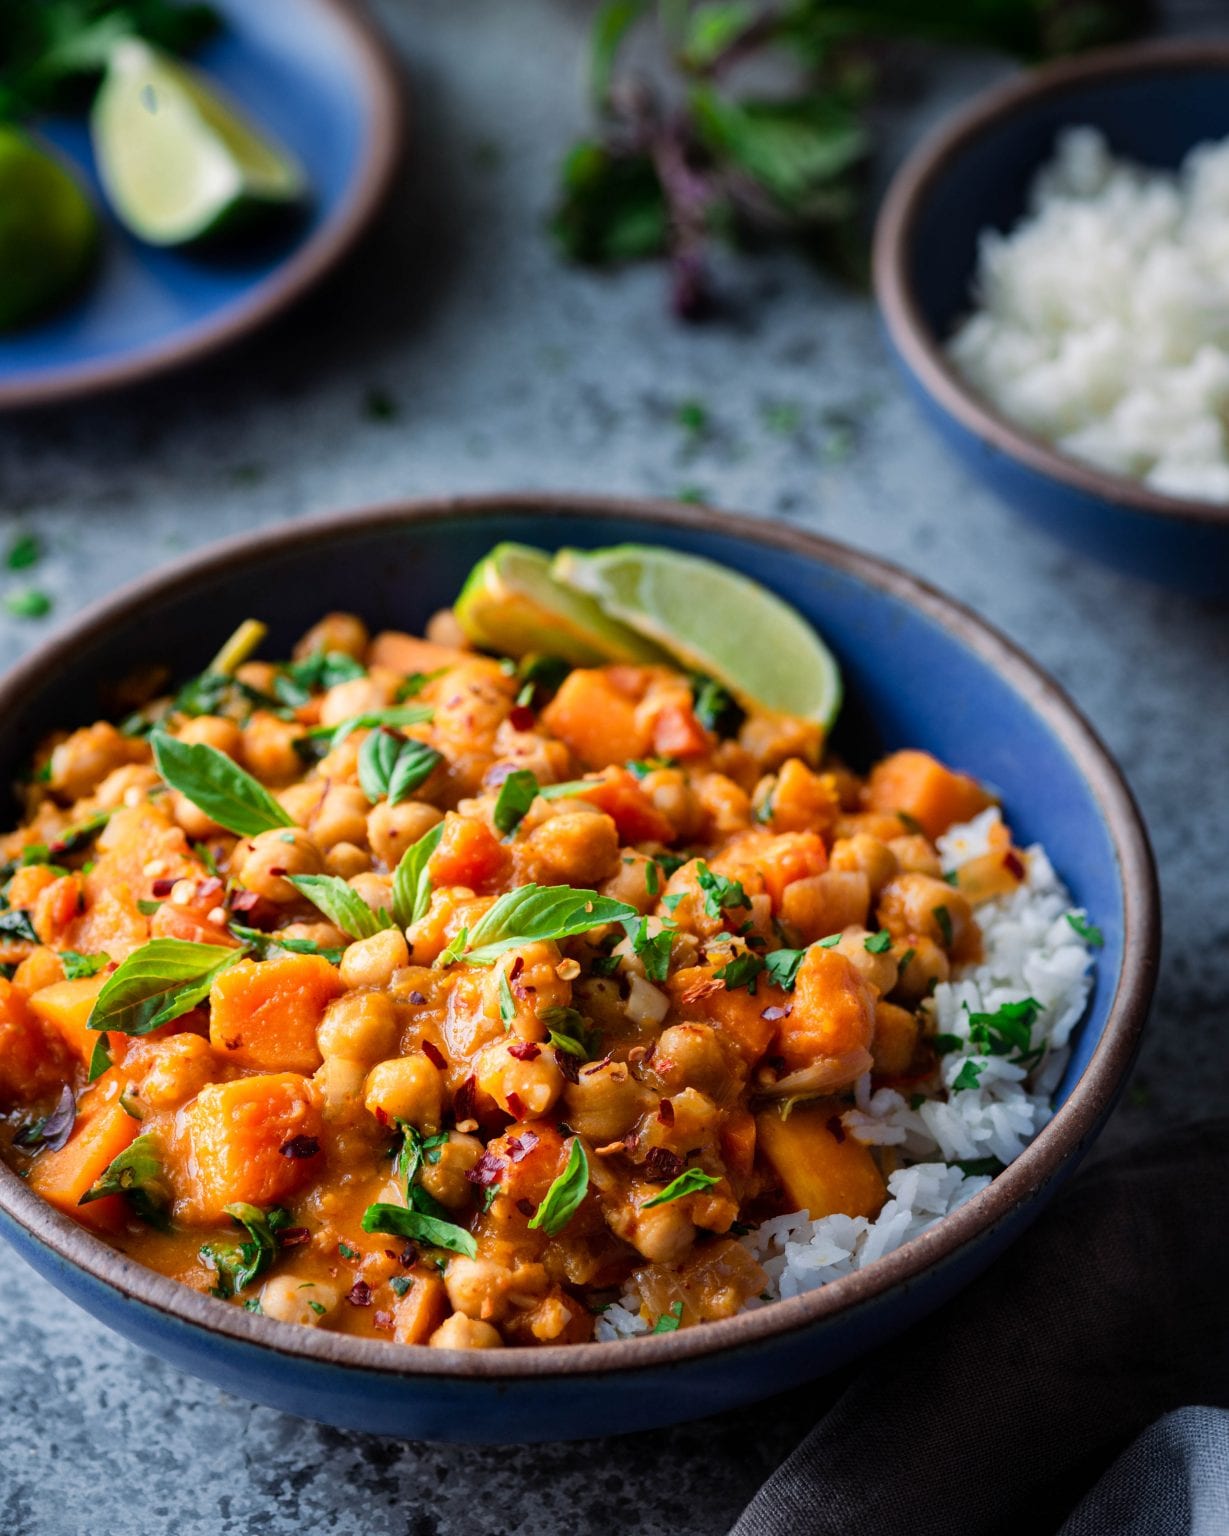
left=90, top=39, right=305, bottom=247
left=0, top=127, right=97, bottom=331
left=455, top=544, right=671, bottom=665
left=551, top=545, right=843, bottom=726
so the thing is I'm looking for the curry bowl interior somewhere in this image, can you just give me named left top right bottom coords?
left=0, top=497, right=1156, bottom=1420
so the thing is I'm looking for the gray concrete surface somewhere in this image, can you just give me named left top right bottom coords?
left=0, top=2, right=1226, bottom=1532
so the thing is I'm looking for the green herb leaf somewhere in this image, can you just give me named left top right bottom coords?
left=629, top=917, right=673, bottom=983
left=694, top=861, right=747, bottom=920
left=528, top=1138, right=589, bottom=1236
left=62, top=949, right=110, bottom=981
left=358, top=729, right=442, bottom=807
left=4, top=587, right=52, bottom=620
left=226, top=923, right=343, bottom=965
left=0, top=909, right=40, bottom=944
left=152, top=732, right=293, bottom=837
left=641, top=1166, right=721, bottom=1208
left=590, top=0, right=647, bottom=106
left=360, top=1202, right=477, bottom=1258
left=951, top=1059, right=983, bottom=1092
left=391, top=820, right=445, bottom=930
left=79, top=1132, right=169, bottom=1228
left=5, top=532, right=40, bottom=571
left=389, top=1275, right=413, bottom=1297
left=764, top=947, right=806, bottom=989
left=87, top=938, right=243, bottom=1037
left=1065, top=911, right=1104, bottom=947
left=274, top=651, right=366, bottom=707
left=966, top=997, right=1041, bottom=1057
left=498, top=970, right=517, bottom=1026
left=933, top=904, right=954, bottom=947
left=289, top=875, right=393, bottom=940
left=651, top=1299, right=684, bottom=1334
left=551, top=141, right=668, bottom=265
left=864, top=929, right=892, bottom=954
left=493, top=768, right=540, bottom=837
left=299, top=705, right=435, bottom=753
left=457, top=884, right=637, bottom=966
left=86, top=1033, right=112, bottom=1082
left=714, top=951, right=765, bottom=993
left=691, top=674, right=744, bottom=738
left=201, top=1203, right=291, bottom=1299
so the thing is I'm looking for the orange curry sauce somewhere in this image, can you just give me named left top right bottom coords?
left=0, top=611, right=1029, bottom=1346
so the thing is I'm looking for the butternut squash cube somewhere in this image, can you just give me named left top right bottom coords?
left=208, top=954, right=343, bottom=1074
left=179, top=1073, right=323, bottom=1223
left=756, top=1099, right=886, bottom=1221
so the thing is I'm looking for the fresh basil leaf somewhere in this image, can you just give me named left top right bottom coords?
left=289, top=875, right=393, bottom=940
left=358, top=729, right=442, bottom=807
left=493, top=769, right=539, bottom=837
left=201, top=1203, right=291, bottom=1299
left=87, top=938, right=242, bottom=1037
left=680, top=1, right=754, bottom=68
left=0, top=909, right=39, bottom=944
left=391, top=820, right=445, bottom=930
left=13, top=1083, right=75, bottom=1151
left=459, top=884, right=637, bottom=966
left=590, top=0, right=647, bottom=106
left=498, top=970, right=516, bottom=1026
left=275, top=650, right=366, bottom=706
left=227, top=923, right=342, bottom=965
left=301, top=705, right=435, bottom=752
left=87, top=1033, right=112, bottom=1082
left=360, top=1201, right=477, bottom=1258
left=528, top=1138, right=589, bottom=1236
left=48, top=810, right=111, bottom=858
left=551, top=141, right=668, bottom=265
left=764, top=947, right=805, bottom=989
left=79, top=1132, right=170, bottom=1229
left=62, top=949, right=110, bottom=981
left=152, top=732, right=292, bottom=837
left=641, top=1166, right=720, bottom=1208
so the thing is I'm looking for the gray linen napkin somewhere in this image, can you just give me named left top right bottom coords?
left=730, top=1120, right=1229, bottom=1536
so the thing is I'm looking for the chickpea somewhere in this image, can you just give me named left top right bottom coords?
left=418, top=1132, right=484, bottom=1210
left=831, top=926, right=898, bottom=995
left=779, top=870, right=871, bottom=945
left=887, top=835, right=943, bottom=878
left=364, top=1053, right=444, bottom=1131
left=563, top=1059, right=649, bottom=1142
left=320, top=675, right=394, bottom=730
left=430, top=662, right=516, bottom=757
left=310, top=784, right=371, bottom=852
left=349, top=871, right=394, bottom=919
left=520, top=810, right=619, bottom=887
left=652, top=1024, right=728, bottom=1098
left=339, top=928, right=409, bottom=991
left=489, top=720, right=573, bottom=783
left=238, top=713, right=303, bottom=786
left=231, top=826, right=324, bottom=904
left=278, top=919, right=348, bottom=950
left=600, top=850, right=659, bottom=915
left=259, top=1275, right=341, bottom=1327
left=294, top=611, right=369, bottom=662
left=324, top=841, right=373, bottom=879
left=235, top=661, right=279, bottom=695
left=168, top=721, right=235, bottom=765
left=425, top=608, right=467, bottom=648
left=49, top=722, right=138, bottom=801
left=429, top=1313, right=503, bottom=1349
left=890, top=935, right=950, bottom=1006
left=169, top=789, right=225, bottom=841
left=830, top=834, right=899, bottom=897
left=610, top=1188, right=696, bottom=1264
left=368, top=801, right=443, bottom=867
left=445, top=1256, right=547, bottom=1324
left=877, top=873, right=975, bottom=955
left=695, top=773, right=752, bottom=838
left=318, top=990, right=399, bottom=1063
left=93, top=763, right=161, bottom=810
left=278, top=782, right=324, bottom=827
left=638, top=767, right=704, bottom=842
left=130, top=1034, right=217, bottom=1109
left=312, top=1055, right=368, bottom=1120
left=393, top=1271, right=449, bottom=1344
left=475, top=1038, right=565, bottom=1119
left=481, top=942, right=571, bottom=1041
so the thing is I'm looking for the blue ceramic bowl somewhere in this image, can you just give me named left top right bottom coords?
left=0, top=0, right=400, bottom=408
left=874, top=39, right=1229, bottom=597
left=0, top=497, right=1158, bottom=1442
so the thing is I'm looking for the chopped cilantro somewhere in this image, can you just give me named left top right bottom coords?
left=951, top=1060, right=983, bottom=1092
left=864, top=929, right=892, bottom=954
left=5, top=587, right=51, bottom=619
left=933, top=904, right=954, bottom=947
left=714, top=951, right=765, bottom=993
left=764, top=947, right=805, bottom=990
left=1065, top=912, right=1104, bottom=947
left=694, top=861, right=746, bottom=920
left=338, top=1240, right=360, bottom=1260
left=629, top=917, right=673, bottom=983
left=390, top=1275, right=413, bottom=1297
left=493, top=769, right=539, bottom=837
left=498, top=969, right=517, bottom=1027
left=817, top=932, right=842, bottom=948
left=6, top=532, right=40, bottom=571
left=675, top=398, right=708, bottom=437
left=651, top=1300, right=684, bottom=1333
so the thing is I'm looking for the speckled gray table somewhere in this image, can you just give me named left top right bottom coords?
left=1, top=3, right=1227, bottom=1532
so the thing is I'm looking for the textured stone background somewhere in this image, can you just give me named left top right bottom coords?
left=1, top=2, right=1226, bottom=1531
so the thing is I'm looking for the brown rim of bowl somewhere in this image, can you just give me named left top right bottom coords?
left=0, top=494, right=1159, bottom=1381
left=873, top=35, right=1229, bottom=530
left=0, top=0, right=404, bottom=412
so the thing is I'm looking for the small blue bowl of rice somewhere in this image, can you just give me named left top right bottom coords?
left=874, top=38, right=1229, bottom=597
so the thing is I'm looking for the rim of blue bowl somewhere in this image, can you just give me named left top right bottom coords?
left=0, top=0, right=404, bottom=411
left=0, top=494, right=1160, bottom=1383
left=873, top=36, right=1229, bottom=529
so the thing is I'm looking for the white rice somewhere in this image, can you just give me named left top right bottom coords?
left=947, top=125, right=1229, bottom=502
left=595, top=808, right=1097, bottom=1341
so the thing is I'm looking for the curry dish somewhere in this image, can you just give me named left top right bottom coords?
left=0, top=608, right=1031, bottom=1348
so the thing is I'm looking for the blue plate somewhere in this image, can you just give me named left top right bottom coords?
left=0, top=496, right=1158, bottom=1443
left=874, top=40, right=1229, bottom=597
left=0, top=0, right=400, bottom=409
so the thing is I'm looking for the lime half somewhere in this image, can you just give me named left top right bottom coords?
left=91, top=39, right=305, bottom=247
left=455, top=544, right=671, bottom=665
left=552, top=545, right=843, bottom=726
left=0, top=128, right=97, bottom=331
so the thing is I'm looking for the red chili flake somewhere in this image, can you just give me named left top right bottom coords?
left=466, top=1151, right=507, bottom=1187
left=509, top=705, right=535, bottom=731
left=510, top=956, right=524, bottom=982
left=346, top=1281, right=374, bottom=1307
left=421, top=1039, right=446, bottom=1070
left=197, top=877, right=224, bottom=901
left=280, top=1227, right=311, bottom=1248
left=505, top=1129, right=540, bottom=1163
left=643, top=1146, right=684, bottom=1184
left=373, top=1310, right=395, bottom=1332
left=453, top=1075, right=478, bottom=1123
left=409, top=990, right=428, bottom=1007
left=150, top=878, right=177, bottom=898
left=384, top=1249, right=399, bottom=1263
left=278, top=1135, right=320, bottom=1160
left=398, top=1244, right=416, bottom=1267
left=826, top=1115, right=846, bottom=1144
left=657, top=1098, right=675, bottom=1127
left=508, top=1040, right=540, bottom=1061
left=760, top=1005, right=789, bottom=1022
left=505, top=1091, right=527, bottom=1121
left=228, top=890, right=279, bottom=929
left=555, top=1049, right=580, bottom=1084
left=374, top=1106, right=390, bottom=1128
left=516, top=1198, right=535, bottom=1218
left=268, top=866, right=287, bottom=879
left=1003, top=849, right=1026, bottom=880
